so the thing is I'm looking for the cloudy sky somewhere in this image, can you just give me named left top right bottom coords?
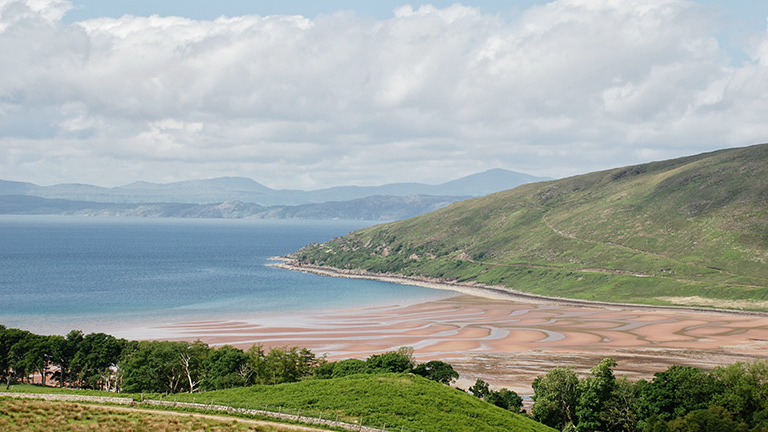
left=2, top=0, right=768, bottom=189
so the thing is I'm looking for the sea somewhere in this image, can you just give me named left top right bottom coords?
left=0, top=215, right=456, bottom=336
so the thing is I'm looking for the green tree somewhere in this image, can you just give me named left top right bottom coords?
left=0, top=327, right=31, bottom=388
left=603, top=376, right=641, bottom=432
left=638, top=365, right=721, bottom=421
left=120, top=340, right=191, bottom=393
left=712, top=360, right=768, bottom=426
left=668, top=405, right=749, bottom=432
left=486, top=388, right=523, bottom=412
left=179, top=340, right=210, bottom=393
left=532, top=366, right=579, bottom=430
left=365, top=347, right=415, bottom=374
left=246, top=344, right=269, bottom=384
left=315, top=358, right=367, bottom=379
left=263, top=346, right=319, bottom=384
left=469, top=378, right=491, bottom=399
left=72, top=332, right=125, bottom=390
left=18, top=334, right=53, bottom=386
left=412, top=360, right=459, bottom=385
left=202, top=345, right=250, bottom=390
left=333, top=358, right=367, bottom=377
left=576, top=358, right=617, bottom=432
left=49, top=331, right=81, bottom=388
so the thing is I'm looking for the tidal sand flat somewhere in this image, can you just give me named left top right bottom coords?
left=137, top=293, right=768, bottom=394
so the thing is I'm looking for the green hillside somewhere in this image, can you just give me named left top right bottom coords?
left=172, top=373, right=554, bottom=432
left=294, top=143, right=768, bottom=311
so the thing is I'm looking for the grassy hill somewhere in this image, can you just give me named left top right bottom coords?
left=172, top=373, right=554, bottom=432
left=294, top=143, right=768, bottom=311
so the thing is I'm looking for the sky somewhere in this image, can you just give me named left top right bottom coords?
left=2, top=0, right=768, bottom=190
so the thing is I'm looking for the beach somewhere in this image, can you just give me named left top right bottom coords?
left=122, top=260, right=768, bottom=394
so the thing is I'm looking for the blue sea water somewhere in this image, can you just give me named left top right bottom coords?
left=0, top=215, right=455, bottom=335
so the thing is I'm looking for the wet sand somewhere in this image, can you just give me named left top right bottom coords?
left=129, top=293, right=768, bottom=394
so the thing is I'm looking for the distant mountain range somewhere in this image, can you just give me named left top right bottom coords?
left=0, top=169, right=550, bottom=220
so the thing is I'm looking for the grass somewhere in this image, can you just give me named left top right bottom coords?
left=0, top=397, right=278, bottom=432
left=1, top=377, right=556, bottom=432
left=170, top=373, right=556, bottom=432
left=295, top=143, right=768, bottom=311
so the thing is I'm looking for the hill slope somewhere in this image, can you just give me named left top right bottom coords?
left=174, top=373, right=555, bottom=432
left=293, top=143, right=768, bottom=311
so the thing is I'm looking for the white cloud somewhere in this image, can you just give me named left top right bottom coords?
left=1, top=0, right=767, bottom=188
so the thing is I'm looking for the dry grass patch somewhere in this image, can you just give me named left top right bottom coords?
left=0, top=398, right=280, bottom=432
left=657, top=296, right=768, bottom=310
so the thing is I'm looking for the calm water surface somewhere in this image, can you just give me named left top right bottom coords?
left=0, top=216, right=455, bottom=335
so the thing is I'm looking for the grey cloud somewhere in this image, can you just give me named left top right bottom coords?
left=1, top=0, right=767, bottom=189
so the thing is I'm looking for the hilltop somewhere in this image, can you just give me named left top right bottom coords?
left=293, top=143, right=768, bottom=311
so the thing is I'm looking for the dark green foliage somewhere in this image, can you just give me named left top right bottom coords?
left=486, top=388, right=523, bottom=412
left=0, top=326, right=31, bottom=389
left=530, top=358, right=768, bottom=432
left=314, top=358, right=367, bottom=379
left=667, top=406, right=750, bottom=432
left=364, top=347, right=415, bottom=374
left=202, top=345, right=251, bottom=390
left=532, top=366, right=579, bottom=430
left=576, top=358, right=617, bottom=431
left=412, top=360, right=460, bottom=384
left=711, top=361, right=768, bottom=425
left=469, top=378, right=491, bottom=398
left=72, top=332, right=126, bottom=390
left=637, top=365, right=722, bottom=421
left=120, top=340, right=197, bottom=393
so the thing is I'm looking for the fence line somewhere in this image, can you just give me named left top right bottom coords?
left=2, top=392, right=428, bottom=432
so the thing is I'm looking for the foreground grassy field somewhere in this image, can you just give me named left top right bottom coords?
left=0, top=397, right=289, bottom=432
left=295, top=144, right=768, bottom=311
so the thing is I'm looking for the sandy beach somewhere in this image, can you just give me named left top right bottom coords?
left=124, top=261, right=768, bottom=394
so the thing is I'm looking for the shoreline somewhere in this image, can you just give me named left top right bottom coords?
left=268, top=256, right=768, bottom=317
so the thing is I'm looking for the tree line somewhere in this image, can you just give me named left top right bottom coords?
left=531, top=357, right=768, bottom=432
left=0, top=326, right=459, bottom=394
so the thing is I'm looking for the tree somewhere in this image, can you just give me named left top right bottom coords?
left=576, top=358, right=617, bottom=432
left=179, top=340, right=209, bottom=393
left=246, top=344, right=268, bottom=384
left=412, top=360, right=459, bottom=385
left=603, top=376, right=641, bottom=432
left=333, top=358, right=367, bottom=377
left=256, top=346, right=320, bottom=385
left=314, top=358, right=367, bottom=379
left=120, top=340, right=192, bottom=393
left=638, top=365, right=721, bottom=421
left=532, top=366, right=579, bottom=430
left=49, top=331, right=81, bottom=388
left=365, top=347, right=415, bottom=374
left=72, top=333, right=125, bottom=390
left=0, top=327, right=31, bottom=389
left=668, top=405, right=749, bottom=432
left=202, top=345, right=249, bottom=390
left=469, top=378, right=491, bottom=399
left=711, top=360, right=768, bottom=426
left=486, top=388, right=523, bottom=412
